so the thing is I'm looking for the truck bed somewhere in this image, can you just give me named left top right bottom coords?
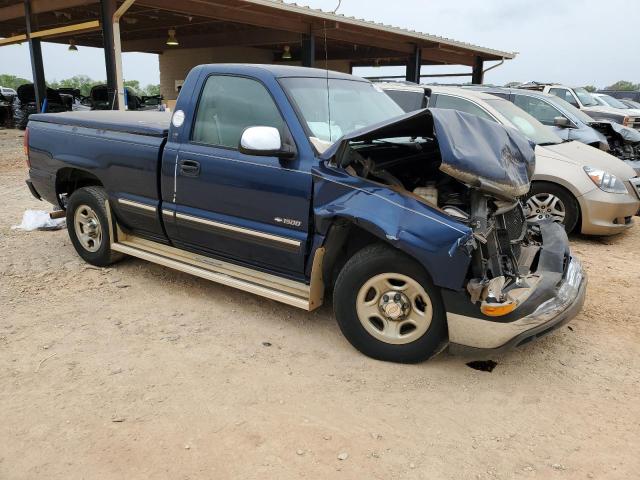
left=29, top=110, right=171, bottom=137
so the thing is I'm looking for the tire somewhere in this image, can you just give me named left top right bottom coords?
left=525, top=181, right=580, bottom=233
left=333, top=243, right=447, bottom=363
left=66, top=186, right=124, bottom=267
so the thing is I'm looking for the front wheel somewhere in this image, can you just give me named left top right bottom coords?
left=525, top=181, right=580, bottom=233
left=333, top=244, right=447, bottom=363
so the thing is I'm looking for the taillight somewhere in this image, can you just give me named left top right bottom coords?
left=24, top=127, right=30, bottom=168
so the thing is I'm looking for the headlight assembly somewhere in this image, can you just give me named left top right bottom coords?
left=583, top=166, right=628, bottom=194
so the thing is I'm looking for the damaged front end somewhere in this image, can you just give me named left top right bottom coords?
left=590, top=121, right=640, bottom=174
left=315, top=108, right=586, bottom=352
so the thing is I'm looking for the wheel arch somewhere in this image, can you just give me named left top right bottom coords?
left=318, top=215, right=466, bottom=292
left=55, top=167, right=103, bottom=207
left=529, top=178, right=583, bottom=232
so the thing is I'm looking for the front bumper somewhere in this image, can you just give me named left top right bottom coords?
left=448, top=258, right=586, bottom=355
left=578, top=186, right=640, bottom=236
left=445, top=222, right=588, bottom=355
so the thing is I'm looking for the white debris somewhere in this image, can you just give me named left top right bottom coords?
left=11, top=210, right=65, bottom=231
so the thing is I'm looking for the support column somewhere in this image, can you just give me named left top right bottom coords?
left=472, top=56, right=484, bottom=85
left=405, top=45, right=422, bottom=83
left=100, top=0, right=118, bottom=109
left=24, top=0, right=46, bottom=113
left=301, top=33, right=315, bottom=68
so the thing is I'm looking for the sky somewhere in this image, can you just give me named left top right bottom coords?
left=0, top=0, right=638, bottom=88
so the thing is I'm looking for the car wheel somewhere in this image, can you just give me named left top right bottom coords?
left=525, top=182, right=580, bottom=233
left=333, top=243, right=447, bottom=363
left=66, top=186, right=124, bottom=267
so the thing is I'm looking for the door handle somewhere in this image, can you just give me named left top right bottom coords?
left=179, top=159, right=200, bottom=177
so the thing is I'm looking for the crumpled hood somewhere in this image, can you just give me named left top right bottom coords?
left=590, top=120, right=640, bottom=144
left=322, top=108, right=536, bottom=199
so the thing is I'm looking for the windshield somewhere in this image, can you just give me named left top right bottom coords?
left=545, top=95, right=595, bottom=124
left=597, top=94, right=630, bottom=109
left=280, top=78, right=404, bottom=143
left=485, top=98, right=563, bottom=145
left=574, top=88, right=598, bottom=107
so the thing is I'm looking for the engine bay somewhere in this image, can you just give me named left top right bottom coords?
left=344, top=139, right=545, bottom=313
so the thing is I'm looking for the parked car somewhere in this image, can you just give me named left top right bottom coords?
left=24, top=65, right=587, bottom=362
left=463, top=86, right=640, bottom=174
left=88, top=84, right=142, bottom=110
left=380, top=84, right=640, bottom=235
left=57, top=87, right=91, bottom=111
left=619, top=99, right=640, bottom=109
left=0, top=90, right=11, bottom=127
left=518, top=82, right=640, bottom=130
left=597, top=90, right=640, bottom=103
left=1, top=86, right=17, bottom=99
left=592, top=93, right=640, bottom=116
left=139, top=95, right=164, bottom=110
left=12, top=83, right=67, bottom=130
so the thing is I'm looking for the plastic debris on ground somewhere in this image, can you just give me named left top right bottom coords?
left=11, top=210, right=66, bottom=231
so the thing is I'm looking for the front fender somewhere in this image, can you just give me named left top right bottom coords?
left=312, top=164, right=473, bottom=291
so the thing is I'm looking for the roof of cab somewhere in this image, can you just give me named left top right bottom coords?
left=196, top=63, right=365, bottom=81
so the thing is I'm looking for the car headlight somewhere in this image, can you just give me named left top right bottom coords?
left=583, top=166, right=628, bottom=194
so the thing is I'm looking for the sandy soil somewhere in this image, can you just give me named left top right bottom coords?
left=1, top=128, right=639, bottom=479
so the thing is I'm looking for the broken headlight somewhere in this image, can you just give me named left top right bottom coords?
left=583, top=166, right=628, bottom=194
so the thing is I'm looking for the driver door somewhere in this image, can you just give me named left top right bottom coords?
left=172, top=75, right=313, bottom=277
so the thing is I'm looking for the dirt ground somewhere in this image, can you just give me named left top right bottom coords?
left=1, top=127, right=639, bottom=480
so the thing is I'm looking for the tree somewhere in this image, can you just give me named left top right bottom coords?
left=142, top=84, right=160, bottom=96
left=0, top=73, right=31, bottom=90
left=583, top=85, right=597, bottom=93
left=48, top=75, right=103, bottom=96
left=605, top=80, right=639, bottom=91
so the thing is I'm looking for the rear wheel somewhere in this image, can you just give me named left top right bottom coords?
left=66, top=186, right=123, bottom=267
left=525, top=181, right=579, bottom=233
left=333, top=243, right=447, bottom=363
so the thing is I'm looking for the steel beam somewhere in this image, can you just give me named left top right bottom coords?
left=472, top=56, right=484, bottom=84
left=24, top=0, right=46, bottom=113
left=100, top=0, right=118, bottom=109
left=301, top=33, right=315, bottom=68
left=405, top=45, right=422, bottom=83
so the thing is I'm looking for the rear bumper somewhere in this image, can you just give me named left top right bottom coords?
left=25, top=179, right=42, bottom=200
left=448, top=257, right=587, bottom=355
left=446, top=221, right=587, bottom=355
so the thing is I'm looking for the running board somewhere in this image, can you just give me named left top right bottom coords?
left=107, top=209, right=324, bottom=311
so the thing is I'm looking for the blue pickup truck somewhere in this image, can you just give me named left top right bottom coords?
left=24, top=64, right=586, bottom=363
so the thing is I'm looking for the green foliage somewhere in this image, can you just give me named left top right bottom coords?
left=142, top=84, right=160, bottom=96
left=605, top=80, right=639, bottom=91
left=48, top=75, right=104, bottom=97
left=583, top=85, right=597, bottom=93
left=0, top=73, right=31, bottom=91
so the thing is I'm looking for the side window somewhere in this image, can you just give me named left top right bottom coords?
left=192, top=75, right=285, bottom=149
left=549, top=88, right=579, bottom=108
left=433, top=94, right=495, bottom=122
left=514, top=95, right=565, bottom=126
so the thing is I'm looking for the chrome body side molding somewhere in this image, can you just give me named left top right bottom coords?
left=105, top=201, right=323, bottom=311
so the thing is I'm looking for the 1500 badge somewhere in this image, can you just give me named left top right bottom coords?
left=274, top=217, right=302, bottom=227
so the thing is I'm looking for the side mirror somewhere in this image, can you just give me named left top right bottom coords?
left=553, top=116, right=571, bottom=128
left=239, top=126, right=296, bottom=158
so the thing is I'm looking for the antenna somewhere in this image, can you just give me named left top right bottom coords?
left=323, top=0, right=341, bottom=143
left=323, top=20, right=331, bottom=142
